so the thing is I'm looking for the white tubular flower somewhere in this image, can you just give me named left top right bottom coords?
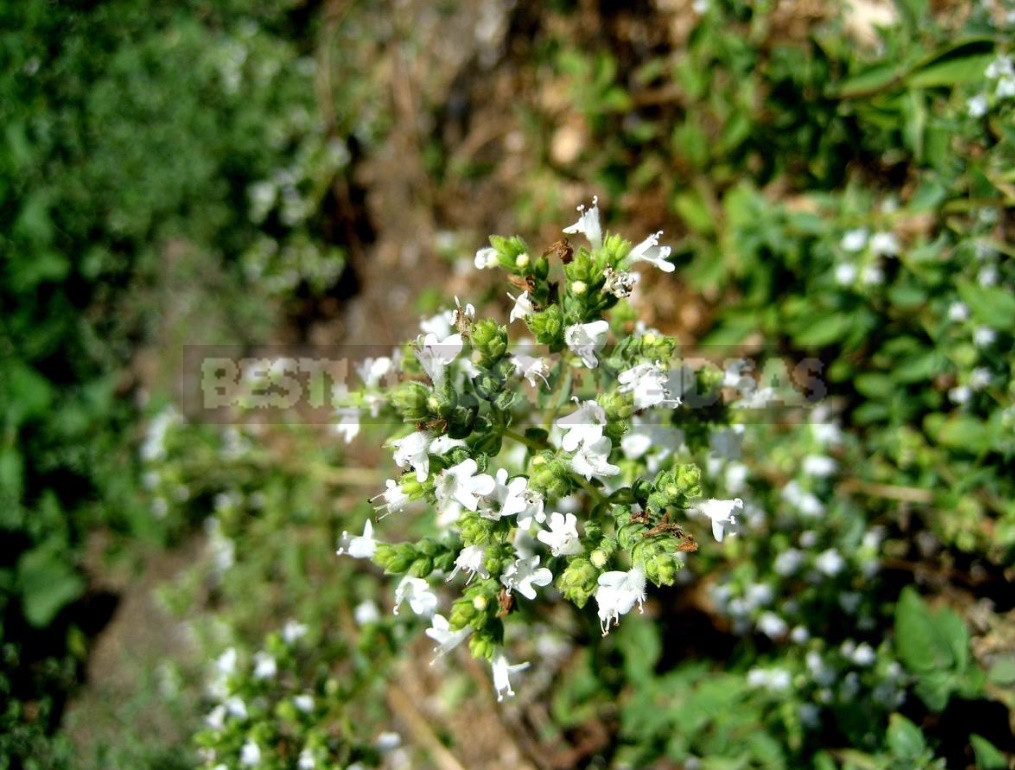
left=419, top=309, right=454, bottom=339
left=627, top=230, right=674, bottom=272
left=565, top=320, right=610, bottom=368
left=692, top=497, right=743, bottom=542
left=870, top=232, right=899, bottom=256
left=562, top=196, right=603, bottom=250
left=435, top=459, right=496, bottom=514
left=967, top=94, right=988, bottom=117
left=536, top=512, right=582, bottom=556
left=474, top=246, right=498, bottom=269
left=356, top=356, right=394, bottom=388
left=253, top=651, right=277, bottom=680
left=974, top=326, right=996, bottom=347
left=240, top=741, right=262, bottom=767
left=485, top=469, right=530, bottom=520
left=947, top=301, right=969, bottom=322
left=490, top=654, right=530, bottom=701
left=508, top=290, right=535, bottom=323
left=500, top=554, right=552, bottom=600
left=425, top=614, right=471, bottom=661
left=595, top=567, right=647, bottom=635
left=371, top=479, right=409, bottom=517
left=557, top=399, right=608, bottom=451
left=336, top=519, right=378, bottom=559
left=392, top=430, right=432, bottom=482
left=282, top=620, right=308, bottom=644
left=571, top=435, right=620, bottom=481
left=516, top=489, right=547, bottom=529
left=511, top=353, right=551, bottom=387
left=429, top=434, right=466, bottom=456
left=393, top=576, right=438, bottom=617
left=446, top=544, right=489, bottom=583
left=334, top=407, right=361, bottom=443
left=416, top=332, right=464, bottom=387
left=802, top=455, right=837, bottom=477
left=841, top=228, right=868, bottom=252
left=815, top=548, right=845, bottom=577
left=618, top=362, right=679, bottom=410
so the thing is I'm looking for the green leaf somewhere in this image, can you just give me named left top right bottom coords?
left=956, top=281, right=1015, bottom=330
left=926, top=414, right=991, bottom=453
left=887, top=713, right=926, bottom=758
left=970, top=734, right=1008, bottom=769
left=894, top=586, right=954, bottom=673
left=791, top=313, right=851, bottom=347
left=906, top=39, right=996, bottom=88
left=915, top=670, right=956, bottom=712
left=16, top=544, right=86, bottom=628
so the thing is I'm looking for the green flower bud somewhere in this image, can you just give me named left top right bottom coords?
left=571, top=280, right=588, bottom=295
left=527, top=452, right=575, bottom=498
left=515, top=253, right=530, bottom=269
left=472, top=319, right=508, bottom=367
left=534, top=255, right=550, bottom=281
left=590, top=549, right=609, bottom=568
left=390, top=381, right=431, bottom=421
left=556, top=557, right=599, bottom=608
left=636, top=546, right=683, bottom=587
left=373, top=542, right=416, bottom=574
left=526, top=304, right=565, bottom=349
left=469, top=632, right=497, bottom=661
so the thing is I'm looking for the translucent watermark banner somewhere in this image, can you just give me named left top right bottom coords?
left=180, top=344, right=831, bottom=425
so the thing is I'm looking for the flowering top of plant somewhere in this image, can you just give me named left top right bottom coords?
left=336, top=200, right=741, bottom=699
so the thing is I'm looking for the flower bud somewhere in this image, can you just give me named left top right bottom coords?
left=571, top=280, right=587, bottom=295
left=515, top=253, right=530, bottom=269
left=526, top=305, right=565, bottom=349
left=590, top=549, right=609, bottom=568
left=527, top=452, right=575, bottom=498
left=390, top=381, right=431, bottom=421
left=472, top=319, right=508, bottom=367
left=556, top=557, right=599, bottom=608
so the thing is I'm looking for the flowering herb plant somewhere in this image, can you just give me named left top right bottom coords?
left=336, top=200, right=745, bottom=698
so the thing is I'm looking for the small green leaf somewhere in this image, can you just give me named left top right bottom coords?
left=887, top=713, right=926, bottom=758
left=895, top=586, right=954, bottom=673
left=970, top=734, right=1007, bottom=770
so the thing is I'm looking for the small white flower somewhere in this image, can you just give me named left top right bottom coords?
left=485, top=469, right=530, bottom=520
left=420, top=310, right=454, bottom=339
left=354, top=600, right=381, bottom=625
left=205, top=705, right=226, bottom=730
left=774, top=548, right=804, bottom=576
left=974, top=326, right=996, bottom=347
left=240, top=740, right=261, bottom=767
left=500, top=554, right=552, bottom=600
left=627, top=230, right=674, bottom=272
left=508, top=291, right=535, bottom=323
left=970, top=367, right=991, bottom=390
left=802, top=455, right=837, bottom=477
left=376, top=732, right=402, bottom=752
left=949, top=385, right=971, bottom=405
left=564, top=320, right=610, bottom=368
left=416, top=332, right=464, bottom=387
left=861, top=264, right=884, bottom=286
left=336, top=519, right=378, bottom=559
left=571, top=435, right=620, bottom=481
left=618, top=362, right=679, bottom=410
left=430, top=434, right=466, bottom=456
left=815, top=548, right=845, bottom=577
left=511, top=354, right=551, bottom=387
left=997, top=77, right=1015, bottom=99
left=747, top=667, right=792, bottom=691
left=392, top=430, right=432, bottom=482
left=841, top=228, right=868, bottom=253
left=393, top=576, right=438, bottom=617
left=297, top=749, right=316, bottom=770
left=782, top=480, right=825, bottom=517
left=371, top=479, right=410, bottom=517
left=334, top=408, right=361, bottom=443
left=562, top=197, right=603, bottom=250
left=215, top=647, right=238, bottom=677
left=978, top=264, right=999, bottom=287
left=282, top=619, right=309, bottom=644
left=986, top=55, right=1014, bottom=81
left=516, top=489, right=547, bottom=529
left=757, top=612, right=788, bottom=639
left=537, top=512, right=583, bottom=556
left=852, top=643, right=876, bottom=666
left=948, top=301, right=969, bottom=322
left=224, top=695, right=247, bottom=719
left=474, top=246, right=498, bottom=269
left=356, top=356, right=394, bottom=388
left=435, top=459, right=496, bottom=515
left=967, top=93, right=988, bottom=118
left=595, top=567, right=647, bottom=635
left=425, top=613, right=471, bottom=660
left=446, top=544, right=490, bottom=583
left=557, top=399, right=608, bottom=451
left=253, top=651, right=277, bottom=680
left=692, top=498, right=743, bottom=542
left=490, top=654, right=530, bottom=701
left=293, top=694, right=314, bottom=713
left=870, top=232, right=899, bottom=256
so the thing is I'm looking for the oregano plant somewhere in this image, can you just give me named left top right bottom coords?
left=336, top=199, right=744, bottom=699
